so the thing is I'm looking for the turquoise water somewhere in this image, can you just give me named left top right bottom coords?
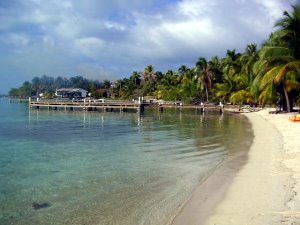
left=0, top=98, right=253, bottom=225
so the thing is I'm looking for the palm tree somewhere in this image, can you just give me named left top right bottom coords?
left=130, top=71, right=141, bottom=86
left=217, top=50, right=242, bottom=101
left=141, top=65, right=157, bottom=96
left=222, top=49, right=242, bottom=77
left=178, top=65, right=190, bottom=76
left=209, top=56, right=222, bottom=83
left=275, top=5, right=300, bottom=58
left=254, top=5, right=300, bottom=112
left=176, top=66, right=198, bottom=102
left=240, top=43, right=259, bottom=85
left=143, top=65, right=156, bottom=81
left=229, top=74, right=254, bottom=105
left=155, top=70, right=180, bottom=100
left=195, top=57, right=213, bottom=102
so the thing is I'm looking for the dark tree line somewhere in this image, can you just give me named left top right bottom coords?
left=9, top=75, right=110, bottom=99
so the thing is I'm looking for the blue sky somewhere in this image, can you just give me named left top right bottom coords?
left=0, top=0, right=297, bottom=94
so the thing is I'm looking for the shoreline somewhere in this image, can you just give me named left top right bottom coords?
left=171, top=109, right=300, bottom=225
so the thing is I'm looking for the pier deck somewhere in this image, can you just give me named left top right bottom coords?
left=28, top=98, right=230, bottom=113
left=29, top=99, right=144, bottom=112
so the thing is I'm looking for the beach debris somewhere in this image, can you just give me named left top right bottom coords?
left=32, top=202, right=51, bottom=210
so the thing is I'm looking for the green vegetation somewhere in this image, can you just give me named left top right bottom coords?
left=10, top=5, right=300, bottom=112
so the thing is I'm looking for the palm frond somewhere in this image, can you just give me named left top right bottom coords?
left=285, top=79, right=300, bottom=92
left=259, top=66, right=281, bottom=90
left=259, top=84, right=276, bottom=106
left=230, top=90, right=253, bottom=104
left=259, top=46, right=293, bottom=60
left=274, top=61, right=300, bottom=84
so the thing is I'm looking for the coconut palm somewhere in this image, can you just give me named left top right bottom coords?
left=195, top=57, right=213, bottom=102
left=240, top=43, right=259, bottom=85
left=216, top=50, right=242, bottom=101
left=178, top=65, right=190, bottom=76
left=254, top=5, right=300, bottom=112
left=155, top=70, right=180, bottom=100
left=209, top=56, right=223, bottom=83
left=130, top=71, right=141, bottom=86
left=275, top=5, right=300, bottom=58
left=222, top=49, right=242, bottom=77
left=179, top=68, right=198, bottom=102
left=143, top=65, right=156, bottom=81
left=142, top=65, right=157, bottom=95
left=229, top=74, right=254, bottom=104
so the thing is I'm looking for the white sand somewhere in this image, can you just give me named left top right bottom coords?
left=172, top=109, right=300, bottom=225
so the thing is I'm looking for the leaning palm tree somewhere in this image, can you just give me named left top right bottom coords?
left=254, top=5, right=300, bottom=112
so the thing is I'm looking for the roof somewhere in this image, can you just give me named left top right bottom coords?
left=56, top=88, right=87, bottom=93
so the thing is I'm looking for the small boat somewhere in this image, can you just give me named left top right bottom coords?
left=289, top=114, right=300, bottom=122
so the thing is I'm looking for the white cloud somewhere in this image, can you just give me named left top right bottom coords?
left=74, top=37, right=105, bottom=58
left=55, top=19, right=81, bottom=39
left=104, top=21, right=126, bottom=31
left=77, top=63, right=117, bottom=81
left=178, top=0, right=217, bottom=18
left=0, top=0, right=298, bottom=93
left=254, top=0, right=295, bottom=20
left=0, top=33, right=30, bottom=48
left=127, top=0, right=297, bottom=61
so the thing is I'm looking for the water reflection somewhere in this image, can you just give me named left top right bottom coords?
left=2, top=101, right=254, bottom=225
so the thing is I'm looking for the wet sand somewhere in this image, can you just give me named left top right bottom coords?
left=171, top=109, right=300, bottom=225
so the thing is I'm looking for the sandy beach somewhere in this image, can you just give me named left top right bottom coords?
left=171, top=109, right=300, bottom=225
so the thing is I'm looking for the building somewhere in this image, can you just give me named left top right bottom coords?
left=55, top=88, right=88, bottom=99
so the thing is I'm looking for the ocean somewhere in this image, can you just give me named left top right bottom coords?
left=0, top=98, right=253, bottom=225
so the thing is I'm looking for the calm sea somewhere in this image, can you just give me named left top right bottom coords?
left=0, top=98, right=253, bottom=225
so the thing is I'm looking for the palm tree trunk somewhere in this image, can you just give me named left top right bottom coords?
left=205, top=86, right=209, bottom=102
left=283, top=84, right=291, bottom=112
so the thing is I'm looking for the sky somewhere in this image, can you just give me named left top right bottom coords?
left=0, top=0, right=298, bottom=94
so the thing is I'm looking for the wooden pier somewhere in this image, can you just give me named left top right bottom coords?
left=29, top=98, right=145, bottom=113
left=28, top=98, right=229, bottom=113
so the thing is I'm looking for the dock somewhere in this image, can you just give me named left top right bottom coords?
left=29, top=98, right=145, bottom=113
left=28, top=98, right=229, bottom=113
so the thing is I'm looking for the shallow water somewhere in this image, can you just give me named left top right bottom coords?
left=0, top=98, right=253, bottom=225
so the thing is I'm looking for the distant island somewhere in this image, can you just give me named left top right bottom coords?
left=9, top=5, right=300, bottom=113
